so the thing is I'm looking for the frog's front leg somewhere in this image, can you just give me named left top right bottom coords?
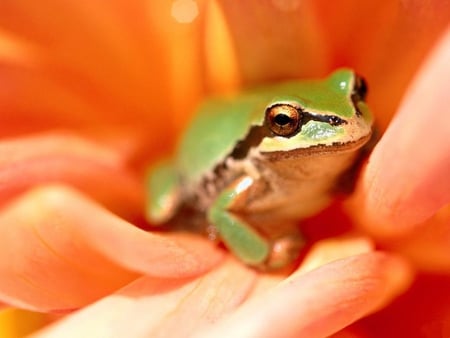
left=207, top=176, right=271, bottom=267
left=208, top=176, right=306, bottom=269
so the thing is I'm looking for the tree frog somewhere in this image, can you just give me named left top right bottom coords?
left=146, top=68, right=373, bottom=269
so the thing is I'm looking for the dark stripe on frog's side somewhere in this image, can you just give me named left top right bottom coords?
left=195, top=125, right=266, bottom=204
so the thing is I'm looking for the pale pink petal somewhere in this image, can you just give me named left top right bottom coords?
left=297, top=235, right=375, bottom=274
left=197, top=252, right=413, bottom=338
left=249, top=235, right=375, bottom=299
left=32, top=259, right=255, bottom=338
left=0, top=185, right=224, bottom=311
left=356, top=26, right=450, bottom=236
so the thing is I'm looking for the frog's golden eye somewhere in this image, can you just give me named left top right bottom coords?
left=266, top=104, right=302, bottom=137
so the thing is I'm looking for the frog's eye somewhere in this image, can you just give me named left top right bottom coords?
left=265, top=104, right=302, bottom=137
left=353, top=75, right=368, bottom=101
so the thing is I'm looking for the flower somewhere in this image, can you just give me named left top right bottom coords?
left=0, top=0, right=449, bottom=337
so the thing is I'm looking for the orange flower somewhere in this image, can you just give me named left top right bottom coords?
left=0, top=1, right=448, bottom=337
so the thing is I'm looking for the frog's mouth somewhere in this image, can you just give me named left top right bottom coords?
left=258, top=131, right=372, bottom=161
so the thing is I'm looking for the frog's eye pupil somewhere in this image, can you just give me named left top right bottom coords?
left=274, top=114, right=291, bottom=126
left=266, top=104, right=302, bottom=137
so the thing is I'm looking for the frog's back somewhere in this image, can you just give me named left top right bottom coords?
left=176, top=95, right=264, bottom=184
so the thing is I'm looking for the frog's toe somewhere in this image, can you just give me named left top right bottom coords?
left=265, top=234, right=305, bottom=270
left=145, top=160, right=180, bottom=224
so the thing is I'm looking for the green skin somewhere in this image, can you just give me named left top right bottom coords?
left=146, top=68, right=373, bottom=269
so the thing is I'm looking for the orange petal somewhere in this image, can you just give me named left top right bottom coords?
left=0, top=131, right=144, bottom=220
left=32, top=259, right=254, bottom=337
left=355, top=27, right=450, bottom=236
left=354, top=273, right=450, bottom=337
left=0, top=0, right=174, bottom=134
left=386, top=206, right=450, bottom=272
left=212, top=0, right=329, bottom=85
left=198, top=252, right=412, bottom=338
left=0, top=308, right=49, bottom=337
left=0, top=185, right=224, bottom=311
left=149, top=1, right=205, bottom=131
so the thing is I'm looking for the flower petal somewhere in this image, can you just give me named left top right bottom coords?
left=0, top=185, right=224, bottom=311
left=249, top=235, right=375, bottom=299
left=212, top=0, right=329, bottom=85
left=0, top=131, right=144, bottom=220
left=32, top=259, right=255, bottom=338
left=197, top=252, right=412, bottom=338
left=0, top=308, right=49, bottom=337
left=386, top=206, right=450, bottom=272
left=0, top=0, right=174, bottom=135
left=297, top=235, right=375, bottom=275
left=354, top=273, right=450, bottom=337
left=355, top=26, right=450, bottom=236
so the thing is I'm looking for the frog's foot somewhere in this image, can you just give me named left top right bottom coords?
left=208, top=176, right=306, bottom=270
left=145, top=159, right=180, bottom=225
left=207, top=176, right=271, bottom=266
left=266, top=233, right=305, bottom=270
left=205, top=224, right=220, bottom=242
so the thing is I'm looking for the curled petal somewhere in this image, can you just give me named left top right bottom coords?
left=355, top=27, right=450, bottom=236
left=0, top=131, right=144, bottom=220
left=197, top=252, right=413, bottom=338
left=0, top=185, right=224, bottom=311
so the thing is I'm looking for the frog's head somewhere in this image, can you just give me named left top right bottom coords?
left=257, top=68, right=373, bottom=156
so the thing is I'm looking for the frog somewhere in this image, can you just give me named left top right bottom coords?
left=145, top=68, right=373, bottom=270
